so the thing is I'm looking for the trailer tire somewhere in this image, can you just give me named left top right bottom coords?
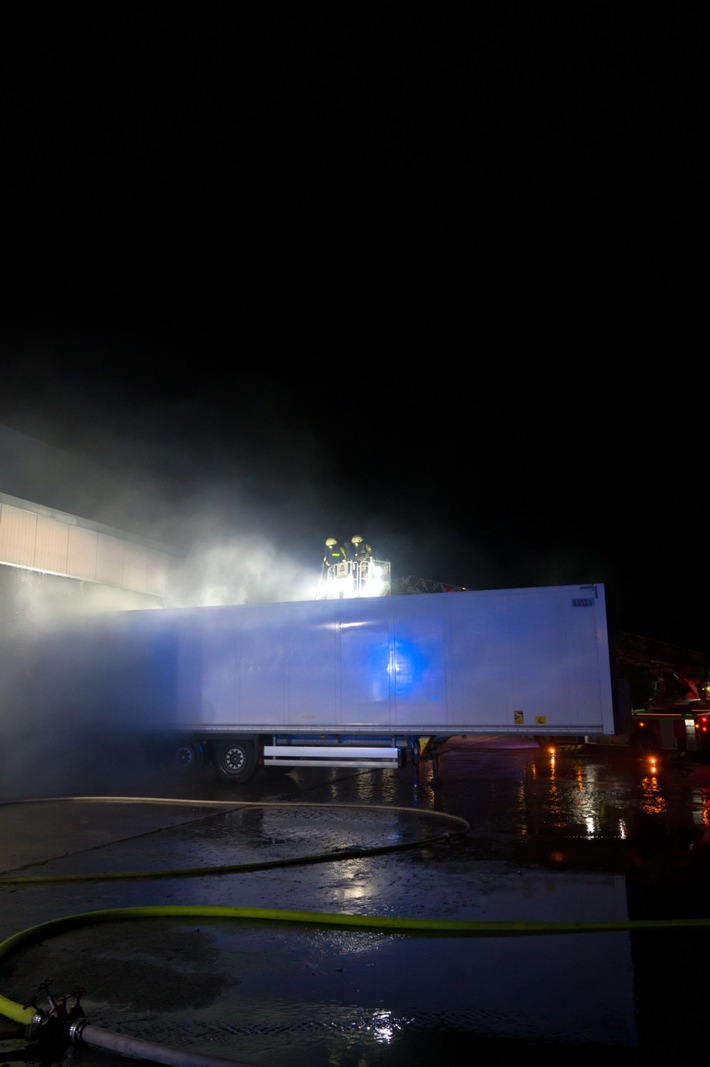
left=170, top=740, right=205, bottom=774
left=214, top=740, right=257, bottom=783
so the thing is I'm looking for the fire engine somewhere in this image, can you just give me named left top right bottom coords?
left=613, top=631, right=710, bottom=756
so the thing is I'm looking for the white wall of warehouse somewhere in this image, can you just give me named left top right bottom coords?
left=0, top=493, right=174, bottom=597
left=0, top=424, right=183, bottom=627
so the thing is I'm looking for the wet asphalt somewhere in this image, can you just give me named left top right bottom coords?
left=2, top=736, right=710, bottom=1067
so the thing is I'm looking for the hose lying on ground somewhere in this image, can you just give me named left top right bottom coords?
left=69, top=1019, right=254, bottom=1067
left=0, top=798, right=472, bottom=885
left=0, top=798, right=470, bottom=1066
left=1, top=798, right=697, bottom=1063
left=4, top=900, right=710, bottom=1030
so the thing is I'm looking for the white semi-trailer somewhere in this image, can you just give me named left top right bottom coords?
left=28, top=582, right=615, bottom=783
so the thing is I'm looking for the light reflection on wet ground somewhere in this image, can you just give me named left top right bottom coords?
left=2, top=737, right=710, bottom=1064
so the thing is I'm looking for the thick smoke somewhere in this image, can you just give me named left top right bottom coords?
left=0, top=378, right=500, bottom=800
left=0, top=362, right=501, bottom=610
left=0, top=365, right=639, bottom=801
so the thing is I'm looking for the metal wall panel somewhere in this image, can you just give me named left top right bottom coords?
left=95, top=534, right=124, bottom=587
left=66, top=525, right=99, bottom=580
left=34, top=513, right=70, bottom=574
left=0, top=504, right=37, bottom=567
left=0, top=495, right=180, bottom=601
left=0, top=428, right=182, bottom=605
left=122, top=541, right=148, bottom=592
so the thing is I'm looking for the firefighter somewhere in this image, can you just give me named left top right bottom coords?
left=351, top=535, right=373, bottom=563
left=323, top=537, right=348, bottom=568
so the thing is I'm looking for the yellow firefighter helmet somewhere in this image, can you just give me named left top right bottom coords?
left=325, top=537, right=337, bottom=547
left=351, top=535, right=363, bottom=545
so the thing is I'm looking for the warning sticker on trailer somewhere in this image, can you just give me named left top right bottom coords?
left=514, top=710, right=524, bottom=724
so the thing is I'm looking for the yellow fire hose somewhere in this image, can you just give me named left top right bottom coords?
left=1, top=797, right=705, bottom=1064
left=3, top=903, right=710, bottom=1028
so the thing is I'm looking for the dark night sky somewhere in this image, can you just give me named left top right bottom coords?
left=0, top=4, right=704, bottom=648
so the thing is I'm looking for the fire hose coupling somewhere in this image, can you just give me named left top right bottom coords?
left=68, top=1016, right=90, bottom=1044
left=21, top=981, right=87, bottom=1049
left=24, top=1012, right=46, bottom=1042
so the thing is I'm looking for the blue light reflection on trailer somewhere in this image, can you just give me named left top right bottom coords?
left=388, top=638, right=427, bottom=696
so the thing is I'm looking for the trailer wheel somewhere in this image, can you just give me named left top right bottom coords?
left=214, top=740, right=257, bottom=783
left=170, top=740, right=205, bottom=774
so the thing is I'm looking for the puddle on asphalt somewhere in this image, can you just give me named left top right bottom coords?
left=0, top=916, right=637, bottom=1066
left=11, top=747, right=705, bottom=1063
